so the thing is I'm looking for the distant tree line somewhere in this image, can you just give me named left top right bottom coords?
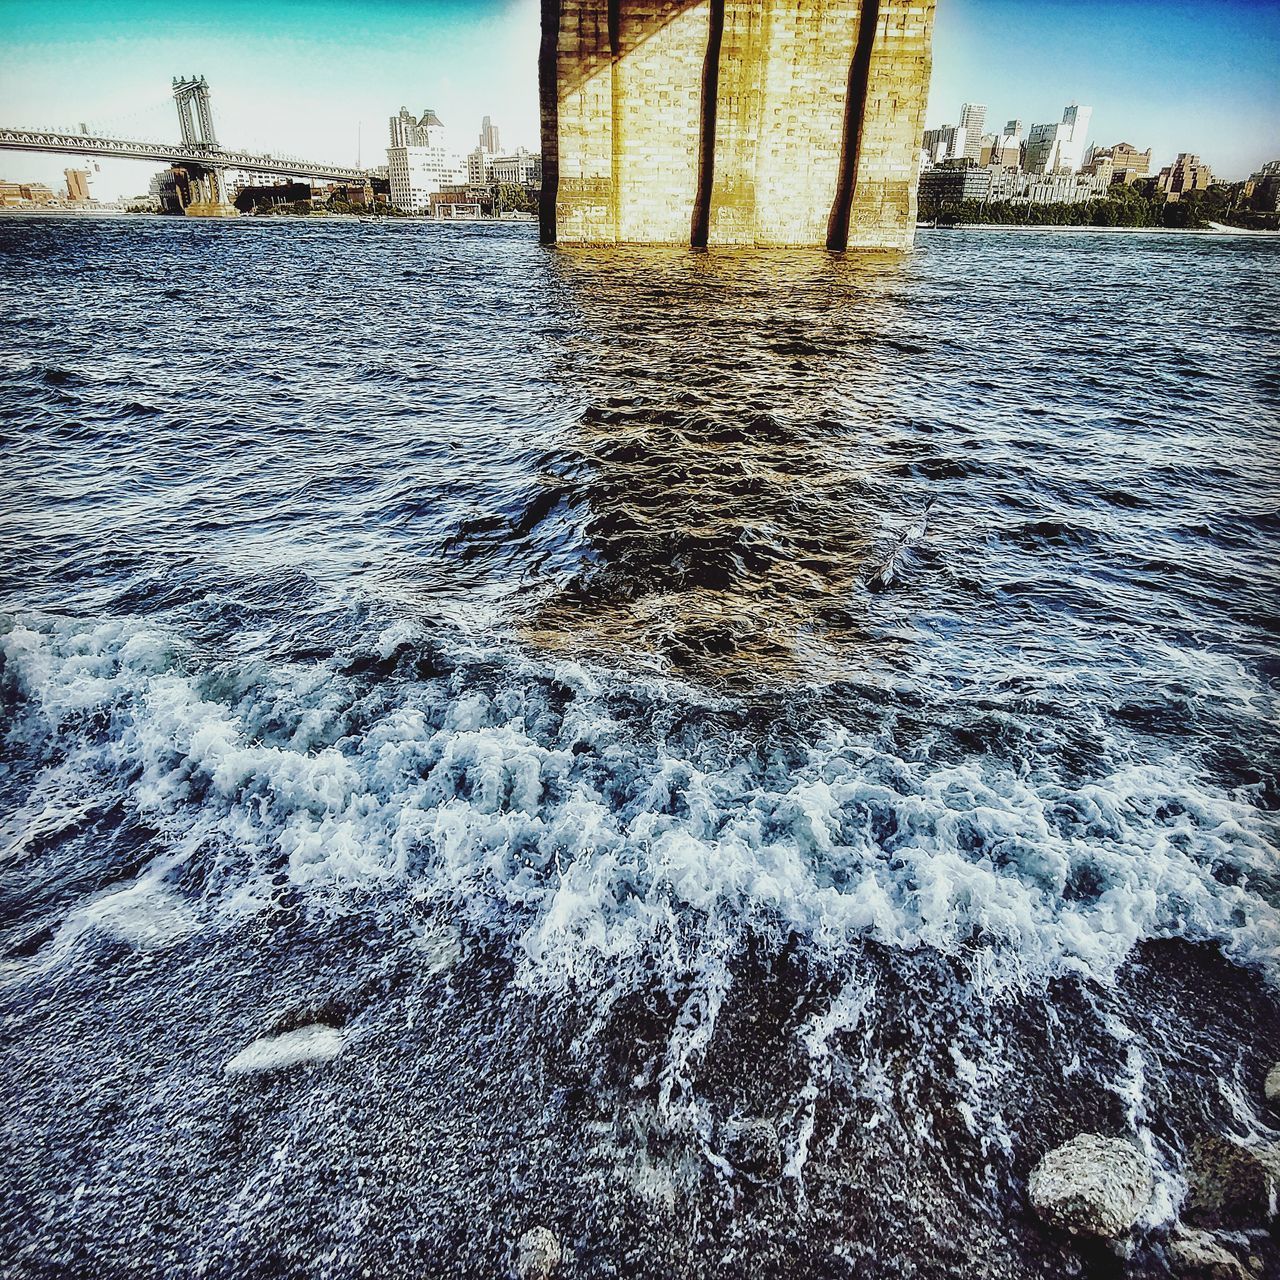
left=920, top=182, right=1279, bottom=232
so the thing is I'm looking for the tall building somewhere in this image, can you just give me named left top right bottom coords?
left=958, top=103, right=986, bottom=162
left=387, top=108, right=464, bottom=212
left=1155, top=154, right=1215, bottom=201
left=982, top=133, right=1021, bottom=171
left=63, top=168, right=91, bottom=202
left=389, top=107, right=417, bottom=149
left=388, top=107, right=448, bottom=149
left=1005, top=119, right=1023, bottom=140
left=921, top=124, right=968, bottom=166
left=480, top=115, right=500, bottom=154
left=0, top=181, right=58, bottom=207
left=1243, top=161, right=1280, bottom=213
left=1024, top=103, right=1092, bottom=175
left=467, top=147, right=492, bottom=186
left=1059, top=104, right=1091, bottom=171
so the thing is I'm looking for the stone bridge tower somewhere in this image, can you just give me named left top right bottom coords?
left=539, top=0, right=936, bottom=249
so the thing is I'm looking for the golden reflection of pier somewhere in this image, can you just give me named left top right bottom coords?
left=523, top=247, right=916, bottom=686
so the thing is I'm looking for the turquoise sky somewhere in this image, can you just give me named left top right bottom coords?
left=1, top=0, right=1276, bottom=198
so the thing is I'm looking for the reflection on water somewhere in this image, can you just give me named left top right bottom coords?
left=1, top=220, right=1279, bottom=1280
left=525, top=250, right=913, bottom=684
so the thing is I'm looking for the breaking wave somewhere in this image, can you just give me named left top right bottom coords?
left=6, top=612, right=1276, bottom=1001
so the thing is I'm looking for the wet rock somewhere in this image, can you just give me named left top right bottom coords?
left=1167, top=1228, right=1248, bottom=1280
left=514, top=1226, right=562, bottom=1280
left=1184, top=1135, right=1280, bottom=1229
left=724, top=1118, right=783, bottom=1181
left=1027, top=1134, right=1153, bottom=1238
left=223, top=1023, right=346, bottom=1076
left=1264, top=1063, right=1280, bottom=1108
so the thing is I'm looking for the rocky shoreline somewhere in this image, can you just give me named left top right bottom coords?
left=1023, top=1062, right=1280, bottom=1280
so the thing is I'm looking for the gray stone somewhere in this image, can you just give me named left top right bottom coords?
left=514, top=1226, right=562, bottom=1280
left=1028, top=1134, right=1153, bottom=1239
left=1184, top=1136, right=1280, bottom=1229
left=1264, top=1063, right=1280, bottom=1108
left=1167, top=1228, right=1248, bottom=1280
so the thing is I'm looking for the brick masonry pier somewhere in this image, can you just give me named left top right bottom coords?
left=540, top=0, right=937, bottom=248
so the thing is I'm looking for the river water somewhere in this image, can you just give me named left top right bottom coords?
left=1, top=217, right=1278, bottom=1278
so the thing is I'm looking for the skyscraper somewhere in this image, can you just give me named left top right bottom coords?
left=958, top=103, right=986, bottom=162
left=480, top=115, right=500, bottom=154
left=63, top=168, right=90, bottom=202
left=387, top=108, right=463, bottom=212
left=1024, top=104, right=1093, bottom=174
left=389, top=107, right=417, bottom=148
left=1059, top=104, right=1092, bottom=172
left=389, top=107, right=448, bottom=149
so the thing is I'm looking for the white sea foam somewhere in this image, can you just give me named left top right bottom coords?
left=3, top=612, right=1278, bottom=1005
left=224, top=1024, right=347, bottom=1075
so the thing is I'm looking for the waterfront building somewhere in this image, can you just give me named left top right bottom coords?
left=1024, top=103, right=1093, bottom=174
left=1087, top=142, right=1151, bottom=184
left=1079, top=154, right=1115, bottom=187
left=465, top=145, right=541, bottom=188
left=490, top=148, right=542, bottom=186
left=0, top=180, right=58, bottom=207
left=986, top=168, right=1110, bottom=205
left=387, top=107, right=464, bottom=212
left=919, top=164, right=992, bottom=205
left=63, top=169, right=91, bottom=202
left=1155, top=153, right=1215, bottom=201
left=429, top=186, right=484, bottom=219
left=1243, top=160, right=1280, bottom=212
left=958, top=103, right=986, bottom=162
left=388, top=145, right=466, bottom=213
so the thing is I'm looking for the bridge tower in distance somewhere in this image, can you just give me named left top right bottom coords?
left=172, top=76, right=219, bottom=150
left=169, top=75, right=236, bottom=216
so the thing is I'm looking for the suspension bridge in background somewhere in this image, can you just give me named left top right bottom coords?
left=0, top=76, right=367, bottom=214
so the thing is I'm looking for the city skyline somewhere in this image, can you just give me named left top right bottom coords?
left=0, top=0, right=1276, bottom=200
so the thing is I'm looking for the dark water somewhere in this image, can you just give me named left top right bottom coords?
left=1, top=217, right=1278, bottom=1279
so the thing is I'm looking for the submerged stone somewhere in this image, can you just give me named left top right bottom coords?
left=723, top=1118, right=783, bottom=1182
left=1184, top=1135, right=1280, bottom=1229
left=1028, top=1133, right=1153, bottom=1238
left=223, top=1023, right=346, bottom=1076
left=1264, top=1063, right=1280, bottom=1108
left=514, top=1226, right=561, bottom=1280
left=1167, top=1228, right=1248, bottom=1280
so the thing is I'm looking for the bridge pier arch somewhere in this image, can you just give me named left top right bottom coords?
left=183, top=165, right=237, bottom=217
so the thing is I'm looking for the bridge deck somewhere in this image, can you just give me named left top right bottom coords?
left=0, top=128, right=366, bottom=183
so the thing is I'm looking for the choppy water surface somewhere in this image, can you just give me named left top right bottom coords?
left=1, top=217, right=1278, bottom=1279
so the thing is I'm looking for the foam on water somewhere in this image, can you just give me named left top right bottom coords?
left=3, top=223, right=1280, bottom=1275
left=5, top=611, right=1276, bottom=1005
left=224, top=1025, right=348, bottom=1076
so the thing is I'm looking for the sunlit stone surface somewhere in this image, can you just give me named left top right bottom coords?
left=542, top=0, right=935, bottom=247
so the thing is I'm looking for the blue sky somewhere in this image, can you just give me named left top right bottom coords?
left=1, top=0, right=1276, bottom=198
